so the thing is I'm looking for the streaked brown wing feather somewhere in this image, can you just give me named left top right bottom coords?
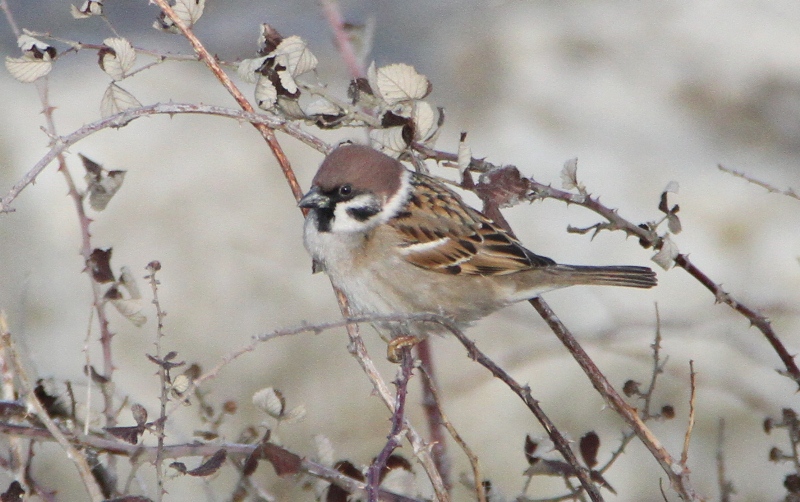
left=391, top=174, right=555, bottom=276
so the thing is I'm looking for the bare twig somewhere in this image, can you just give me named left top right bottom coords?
left=716, top=419, right=734, bottom=502
left=598, top=305, right=667, bottom=477
left=718, top=164, right=800, bottom=201
left=0, top=102, right=329, bottom=212
left=406, top=315, right=602, bottom=501
left=419, top=365, right=486, bottom=502
left=0, top=421, right=424, bottom=502
left=681, top=361, right=697, bottom=466
left=0, top=312, right=27, bottom=490
left=367, top=350, right=413, bottom=501
left=145, top=262, right=168, bottom=502
left=530, top=298, right=698, bottom=500
left=319, top=0, right=365, bottom=79
left=0, top=326, right=105, bottom=501
left=643, top=304, right=667, bottom=417
left=416, top=339, right=452, bottom=491
left=0, top=0, right=21, bottom=37
left=150, top=0, right=302, bottom=202
left=333, top=292, right=451, bottom=501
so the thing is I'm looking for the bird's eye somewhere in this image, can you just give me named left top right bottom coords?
left=338, top=184, right=352, bottom=197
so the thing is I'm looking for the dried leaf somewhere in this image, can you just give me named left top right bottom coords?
left=579, top=431, right=600, bottom=468
left=185, top=449, right=226, bottom=477
left=476, top=165, right=531, bottom=209
left=236, top=56, right=267, bottom=84
left=5, top=56, right=52, bottom=83
left=302, top=97, right=336, bottom=116
left=379, top=455, right=415, bottom=494
left=131, top=403, right=148, bottom=426
left=119, top=266, right=142, bottom=300
left=261, top=443, right=302, bottom=476
left=560, top=157, right=583, bottom=192
left=282, top=404, right=306, bottom=424
left=0, top=401, right=27, bottom=419
left=5, top=35, right=55, bottom=83
left=348, top=77, right=379, bottom=107
left=17, top=35, right=56, bottom=60
left=523, top=458, right=577, bottom=478
left=100, top=83, right=142, bottom=118
left=110, top=296, right=146, bottom=327
left=457, top=133, right=472, bottom=174
left=667, top=213, right=682, bottom=234
left=651, top=234, right=679, bottom=270
left=169, top=462, right=187, bottom=474
left=154, top=0, right=205, bottom=33
left=663, top=180, right=680, bottom=194
left=171, top=374, right=191, bottom=394
left=276, top=96, right=306, bottom=120
left=368, top=62, right=431, bottom=105
left=252, top=387, right=285, bottom=418
left=272, top=35, right=317, bottom=77
left=84, top=365, right=109, bottom=384
left=335, top=460, right=364, bottom=481
left=71, top=1, right=103, bottom=18
left=1, top=481, right=24, bottom=502
left=314, top=434, right=335, bottom=466
left=622, top=379, right=640, bottom=397
left=100, top=37, right=136, bottom=80
left=325, top=460, right=364, bottom=502
left=257, top=23, right=283, bottom=56
left=82, top=153, right=126, bottom=211
left=369, top=126, right=408, bottom=158
left=524, top=434, right=539, bottom=464
left=590, top=470, right=617, bottom=494
left=104, top=425, right=143, bottom=444
left=410, top=100, right=440, bottom=142
left=86, top=450, right=114, bottom=498
left=325, top=484, right=348, bottom=502
left=379, top=454, right=412, bottom=484
left=89, top=248, right=115, bottom=283
left=254, top=74, right=278, bottom=110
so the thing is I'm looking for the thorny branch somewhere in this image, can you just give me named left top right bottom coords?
left=0, top=320, right=105, bottom=501
left=530, top=299, right=698, bottom=500
left=681, top=361, right=697, bottom=466
left=366, top=350, right=414, bottom=501
left=415, top=338, right=452, bottom=491
left=718, top=164, right=800, bottom=201
left=146, top=262, right=168, bottom=502
left=416, top=145, right=800, bottom=388
left=4, top=2, right=795, bottom=499
left=418, top=365, right=486, bottom=502
left=150, top=0, right=303, bottom=202
left=0, top=421, right=423, bottom=502
left=0, top=102, right=329, bottom=212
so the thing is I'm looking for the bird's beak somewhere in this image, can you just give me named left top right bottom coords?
left=298, top=188, right=331, bottom=209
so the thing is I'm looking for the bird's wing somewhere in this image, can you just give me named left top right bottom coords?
left=389, top=174, right=555, bottom=276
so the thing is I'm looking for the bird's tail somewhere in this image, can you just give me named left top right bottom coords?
left=553, top=265, right=657, bottom=288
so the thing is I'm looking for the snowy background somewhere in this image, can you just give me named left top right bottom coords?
left=1, top=1, right=800, bottom=500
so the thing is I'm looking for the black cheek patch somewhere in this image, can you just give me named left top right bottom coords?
left=316, top=208, right=334, bottom=232
left=347, top=206, right=380, bottom=222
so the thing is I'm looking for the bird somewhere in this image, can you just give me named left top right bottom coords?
left=299, top=144, right=656, bottom=338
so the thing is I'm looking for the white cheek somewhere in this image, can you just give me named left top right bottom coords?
left=330, top=202, right=374, bottom=233
left=377, top=169, right=411, bottom=223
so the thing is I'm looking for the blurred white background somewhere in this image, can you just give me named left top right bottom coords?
left=1, top=1, right=799, bottom=500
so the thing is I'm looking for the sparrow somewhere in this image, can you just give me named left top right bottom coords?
left=299, top=144, right=656, bottom=337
